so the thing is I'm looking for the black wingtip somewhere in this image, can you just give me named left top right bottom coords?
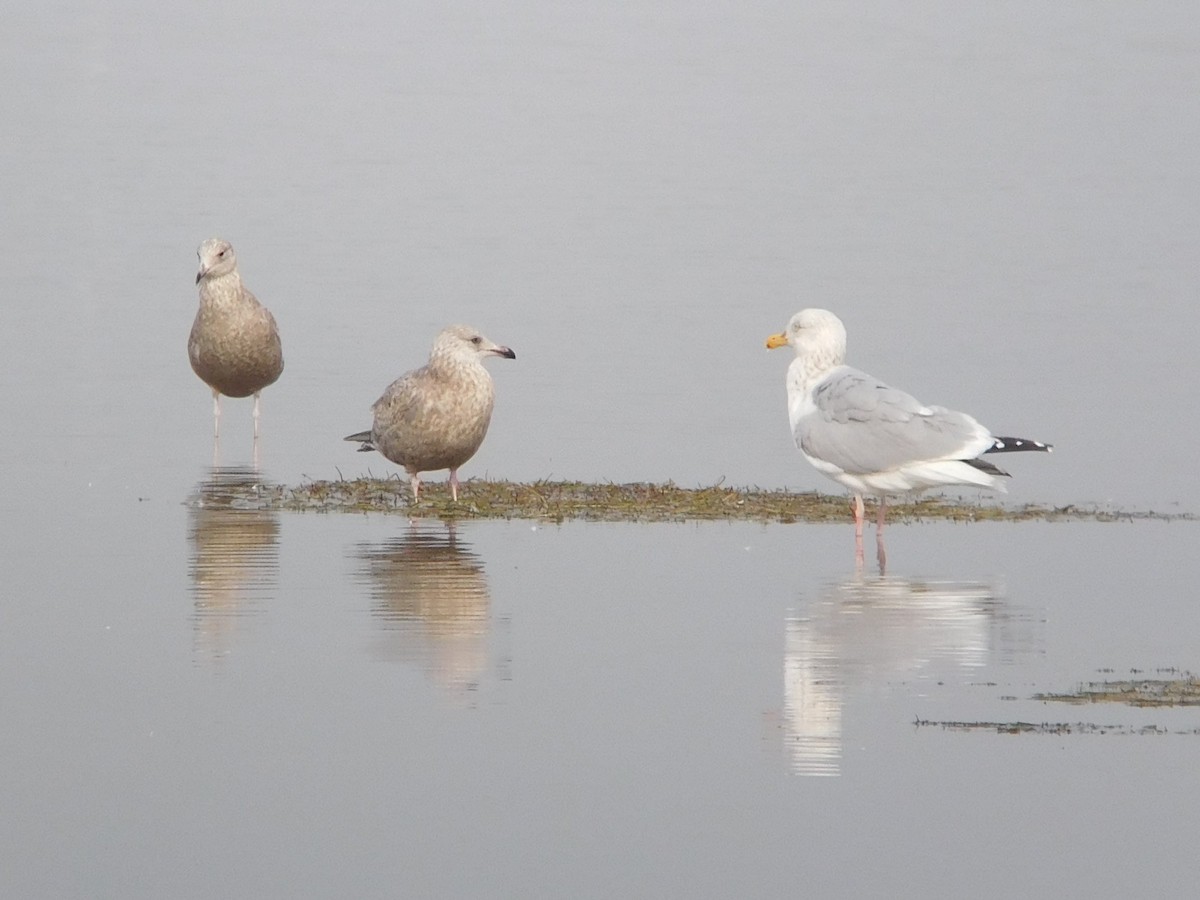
left=343, top=430, right=376, bottom=452
left=965, top=457, right=1011, bottom=478
left=987, top=436, right=1053, bottom=454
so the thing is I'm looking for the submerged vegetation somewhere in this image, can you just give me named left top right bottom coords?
left=192, top=476, right=1194, bottom=524
left=916, top=670, right=1200, bottom=736
left=913, top=719, right=1200, bottom=736
left=1032, top=673, right=1200, bottom=707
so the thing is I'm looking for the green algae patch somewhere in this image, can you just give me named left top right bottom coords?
left=198, top=477, right=1196, bottom=524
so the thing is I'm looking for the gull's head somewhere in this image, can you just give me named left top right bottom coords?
left=434, top=324, right=517, bottom=365
left=196, top=238, right=238, bottom=284
left=765, top=308, right=847, bottom=367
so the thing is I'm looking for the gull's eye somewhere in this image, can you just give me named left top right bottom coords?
left=470, top=336, right=483, bottom=345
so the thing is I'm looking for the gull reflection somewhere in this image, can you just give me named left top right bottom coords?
left=355, top=524, right=502, bottom=701
left=186, top=466, right=280, bottom=664
left=782, top=573, right=1032, bottom=777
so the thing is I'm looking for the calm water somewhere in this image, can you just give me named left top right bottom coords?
left=3, top=2, right=1199, bottom=897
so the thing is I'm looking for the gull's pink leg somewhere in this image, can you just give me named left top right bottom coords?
left=211, top=389, right=222, bottom=438
left=449, top=468, right=461, bottom=502
left=853, top=494, right=865, bottom=567
left=875, top=497, right=889, bottom=574
left=409, top=473, right=421, bottom=502
left=252, top=391, right=262, bottom=440
left=873, top=496, right=892, bottom=573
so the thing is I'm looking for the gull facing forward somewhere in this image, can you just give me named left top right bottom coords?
left=188, top=238, right=284, bottom=440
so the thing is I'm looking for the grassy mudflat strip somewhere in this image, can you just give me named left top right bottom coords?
left=1033, top=674, right=1200, bottom=707
left=915, top=671, right=1200, bottom=736
left=914, top=719, right=1200, bottom=736
left=200, top=477, right=1193, bottom=524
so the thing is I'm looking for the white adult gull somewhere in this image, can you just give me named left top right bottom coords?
left=345, top=324, right=516, bottom=502
left=765, top=309, right=1051, bottom=539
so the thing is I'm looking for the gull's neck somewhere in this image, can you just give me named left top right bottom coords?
left=198, top=270, right=245, bottom=307
left=786, top=347, right=840, bottom=397
left=785, top=348, right=842, bottom=429
left=430, top=350, right=490, bottom=383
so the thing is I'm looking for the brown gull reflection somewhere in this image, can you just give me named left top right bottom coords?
left=186, top=466, right=280, bottom=664
left=355, top=524, right=502, bottom=699
left=780, top=573, right=1038, bottom=777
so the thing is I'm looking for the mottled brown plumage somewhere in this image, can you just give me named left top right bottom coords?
left=345, top=325, right=516, bottom=502
left=188, top=238, right=284, bottom=438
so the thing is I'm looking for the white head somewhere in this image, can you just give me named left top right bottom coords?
left=765, top=308, right=847, bottom=371
left=431, top=324, right=517, bottom=366
left=196, top=238, right=238, bottom=285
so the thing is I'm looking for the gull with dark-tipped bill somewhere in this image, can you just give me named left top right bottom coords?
left=345, top=324, right=516, bottom=502
left=188, top=238, right=284, bottom=439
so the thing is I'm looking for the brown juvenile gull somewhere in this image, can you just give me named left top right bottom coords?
left=188, top=238, right=284, bottom=439
left=766, top=308, right=1051, bottom=548
left=344, top=324, right=516, bottom=502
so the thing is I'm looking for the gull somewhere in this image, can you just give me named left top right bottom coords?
left=345, top=324, right=516, bottom=502
left=188, top=238, right=284, bottom=439
left=766, top=309, right=1050, bottom=554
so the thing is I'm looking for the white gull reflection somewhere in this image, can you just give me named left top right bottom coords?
left=782, top=574, right=1028, bottom=777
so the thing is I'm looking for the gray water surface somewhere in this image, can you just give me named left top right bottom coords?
left=3, top=2, right=1199, bottom=897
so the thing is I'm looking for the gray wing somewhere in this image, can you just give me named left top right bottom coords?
left=797, top=367, right=989, bottom=474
